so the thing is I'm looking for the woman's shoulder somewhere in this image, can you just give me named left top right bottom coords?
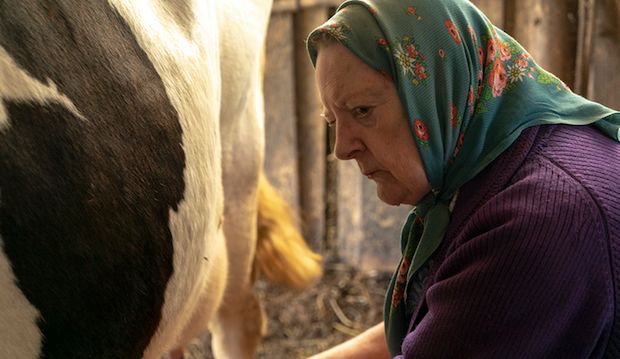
left=439, top=125, right=620, bottom=276
left=524, top=124, right=620, bottom=230
left=451, top=124, right=620, bottom=239
left=533, top=124, right=620, bottom=202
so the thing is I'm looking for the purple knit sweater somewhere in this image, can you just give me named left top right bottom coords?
left=398, top=124, right=620, bottom=358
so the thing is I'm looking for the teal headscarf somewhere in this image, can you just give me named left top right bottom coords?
left=306, top=0, right=620, bottom=356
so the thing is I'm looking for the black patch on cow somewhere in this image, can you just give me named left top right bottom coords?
left=0, top=1, right=186, bottom=358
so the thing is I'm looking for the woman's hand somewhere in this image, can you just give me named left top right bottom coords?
left=308, top=322, right=391, bottom=359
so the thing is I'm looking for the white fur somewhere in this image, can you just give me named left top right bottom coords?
left=107, top=0, right=226, bottom=357
left=0, top=0, right=272, bottom=357
left=108, top=0, right=272, bottom=357
left=0, top=46, right=85, bottom=131
left=0, top=235, right=42, bottom=359
left=211, top=2, right=272, bottom=357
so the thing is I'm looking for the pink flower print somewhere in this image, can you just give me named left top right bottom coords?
left=489, top=59, right=507, bottom=97
left=477, top=47, right=484, bottom=65
left=516, top=53, right=530, bottom=68
left=391, top=257, right=411, bottom=307
left=391, top=286, right=404, bottom=307
left=322, top=21, right=350, bottom=42
left=438, top=48, right=446, bottom=58
left=397, top=257, right=411, bottom=283
left=476, top=70, right=484, bottom=99
left=406, top=43, right=419, bottom=59
left=468, top=86, right=475, bottom=106
left=414, top=119, right=430, bottom=141
left=491, top=26, right=498, bottom=38
left=377, top=37, right=388, bottom=46
left=445, top=19, right=462, bottom=45
left=486, top=38, right=496, bottom=65
left=528, top=66, right=536, bottom=79
left=450, top=103, right=459, bottom=128
left=415, top=63, right=427, bottom=80
left=467, top=25, right=477, bottom=42
left=453, top=132, right=465, bottom=157
left=406, top=5, right=423, bottom=19
left=499, top=41, right=511, bottom=61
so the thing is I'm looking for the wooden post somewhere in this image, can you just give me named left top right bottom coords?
left=470, top=0, right=505, bottom=28
left=574, top=0, right=595, bottom=95
left=294, top=6, right=330, bottom=251
left=505, top=0, right=579, bottom=87
left=264, top=9, right=301, bottom=218
left=335, top=163, right=411, bottom=272
left=577, top=0, right=620, bottom=108
left=336, top=160, right=365, bottom=266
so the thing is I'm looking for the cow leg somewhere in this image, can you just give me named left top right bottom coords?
left=213, top=55, right=266, bottom=359
left=210, top=161, right=264, bottom=359
left=210, top=285, right=267, bottom=359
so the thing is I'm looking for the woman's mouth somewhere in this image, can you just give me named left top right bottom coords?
left=364, top=170, right=379, bottom=179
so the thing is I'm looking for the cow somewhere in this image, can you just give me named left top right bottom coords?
left=0, top=1, right=322, bottom=358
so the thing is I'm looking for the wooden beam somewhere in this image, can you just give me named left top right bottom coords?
left=298, top=0, right=343, bottom=8
left=574, top=0, right=595, bottom=94
left=272, top=0, right=298, bottom=13
left=582, top=0, right=620, bottom=108
left=505, top=0, right=579, bottom=87
left=264, top=12, right=301, bottom=218
left=294, top=6, right=329, bottom=251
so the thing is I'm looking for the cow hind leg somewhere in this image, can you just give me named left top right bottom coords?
left=210, top=286, right=267, bottom=359
left=210, top=174, right=323, bottom=358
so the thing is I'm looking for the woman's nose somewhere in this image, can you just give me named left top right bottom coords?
left=333, top=120, right=365, bottom=160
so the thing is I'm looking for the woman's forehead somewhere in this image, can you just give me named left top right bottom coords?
left=316, top=43, right=390, bottom=102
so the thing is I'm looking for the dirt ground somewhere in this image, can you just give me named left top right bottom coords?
left=179, top=259, right=392, bottom=359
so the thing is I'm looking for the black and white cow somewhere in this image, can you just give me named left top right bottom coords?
left=0, top=1, right=321, bottom=358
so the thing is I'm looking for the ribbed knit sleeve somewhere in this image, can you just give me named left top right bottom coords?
left=398, top=156, right=614, bottom=358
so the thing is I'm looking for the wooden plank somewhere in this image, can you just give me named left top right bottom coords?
left=298, top=0, right=344, bottom=8
left=294, top=7, right=330, bottom=251
left=336, top=160, right=365, bottom=266
left=470, top=0, right=505, bottom=28
left=505, top=0, right=579, bottom=87
left=272, top=0, right=298, bottom=13
left=359, top=179, right=412, bottom=272
left=574, top=0, right=595, bottom=95
left=336, top=159, right=411, bottom=272
left=264, top=12, right=301, bottom=218
left=583, top=0, right=620, bottom=108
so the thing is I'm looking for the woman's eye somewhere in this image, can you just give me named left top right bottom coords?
left=353, top=107, right=371, bottom=118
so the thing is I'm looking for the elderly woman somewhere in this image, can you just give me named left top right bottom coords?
left=306, top=0, right=620, bottom=358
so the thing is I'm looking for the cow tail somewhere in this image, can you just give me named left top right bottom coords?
left=255, top=172, right=323, bottom=289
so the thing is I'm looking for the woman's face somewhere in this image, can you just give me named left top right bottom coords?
left=316, top=42, right=431, bottom=206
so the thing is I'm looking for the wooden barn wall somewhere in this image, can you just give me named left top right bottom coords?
left=262, top=0, right=620, bottom=271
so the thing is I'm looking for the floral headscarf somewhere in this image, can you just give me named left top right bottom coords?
left=306, top=0, right=620, bottom=356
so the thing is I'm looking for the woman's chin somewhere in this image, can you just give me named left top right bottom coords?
left=376, top=187, right=404, bottom=206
